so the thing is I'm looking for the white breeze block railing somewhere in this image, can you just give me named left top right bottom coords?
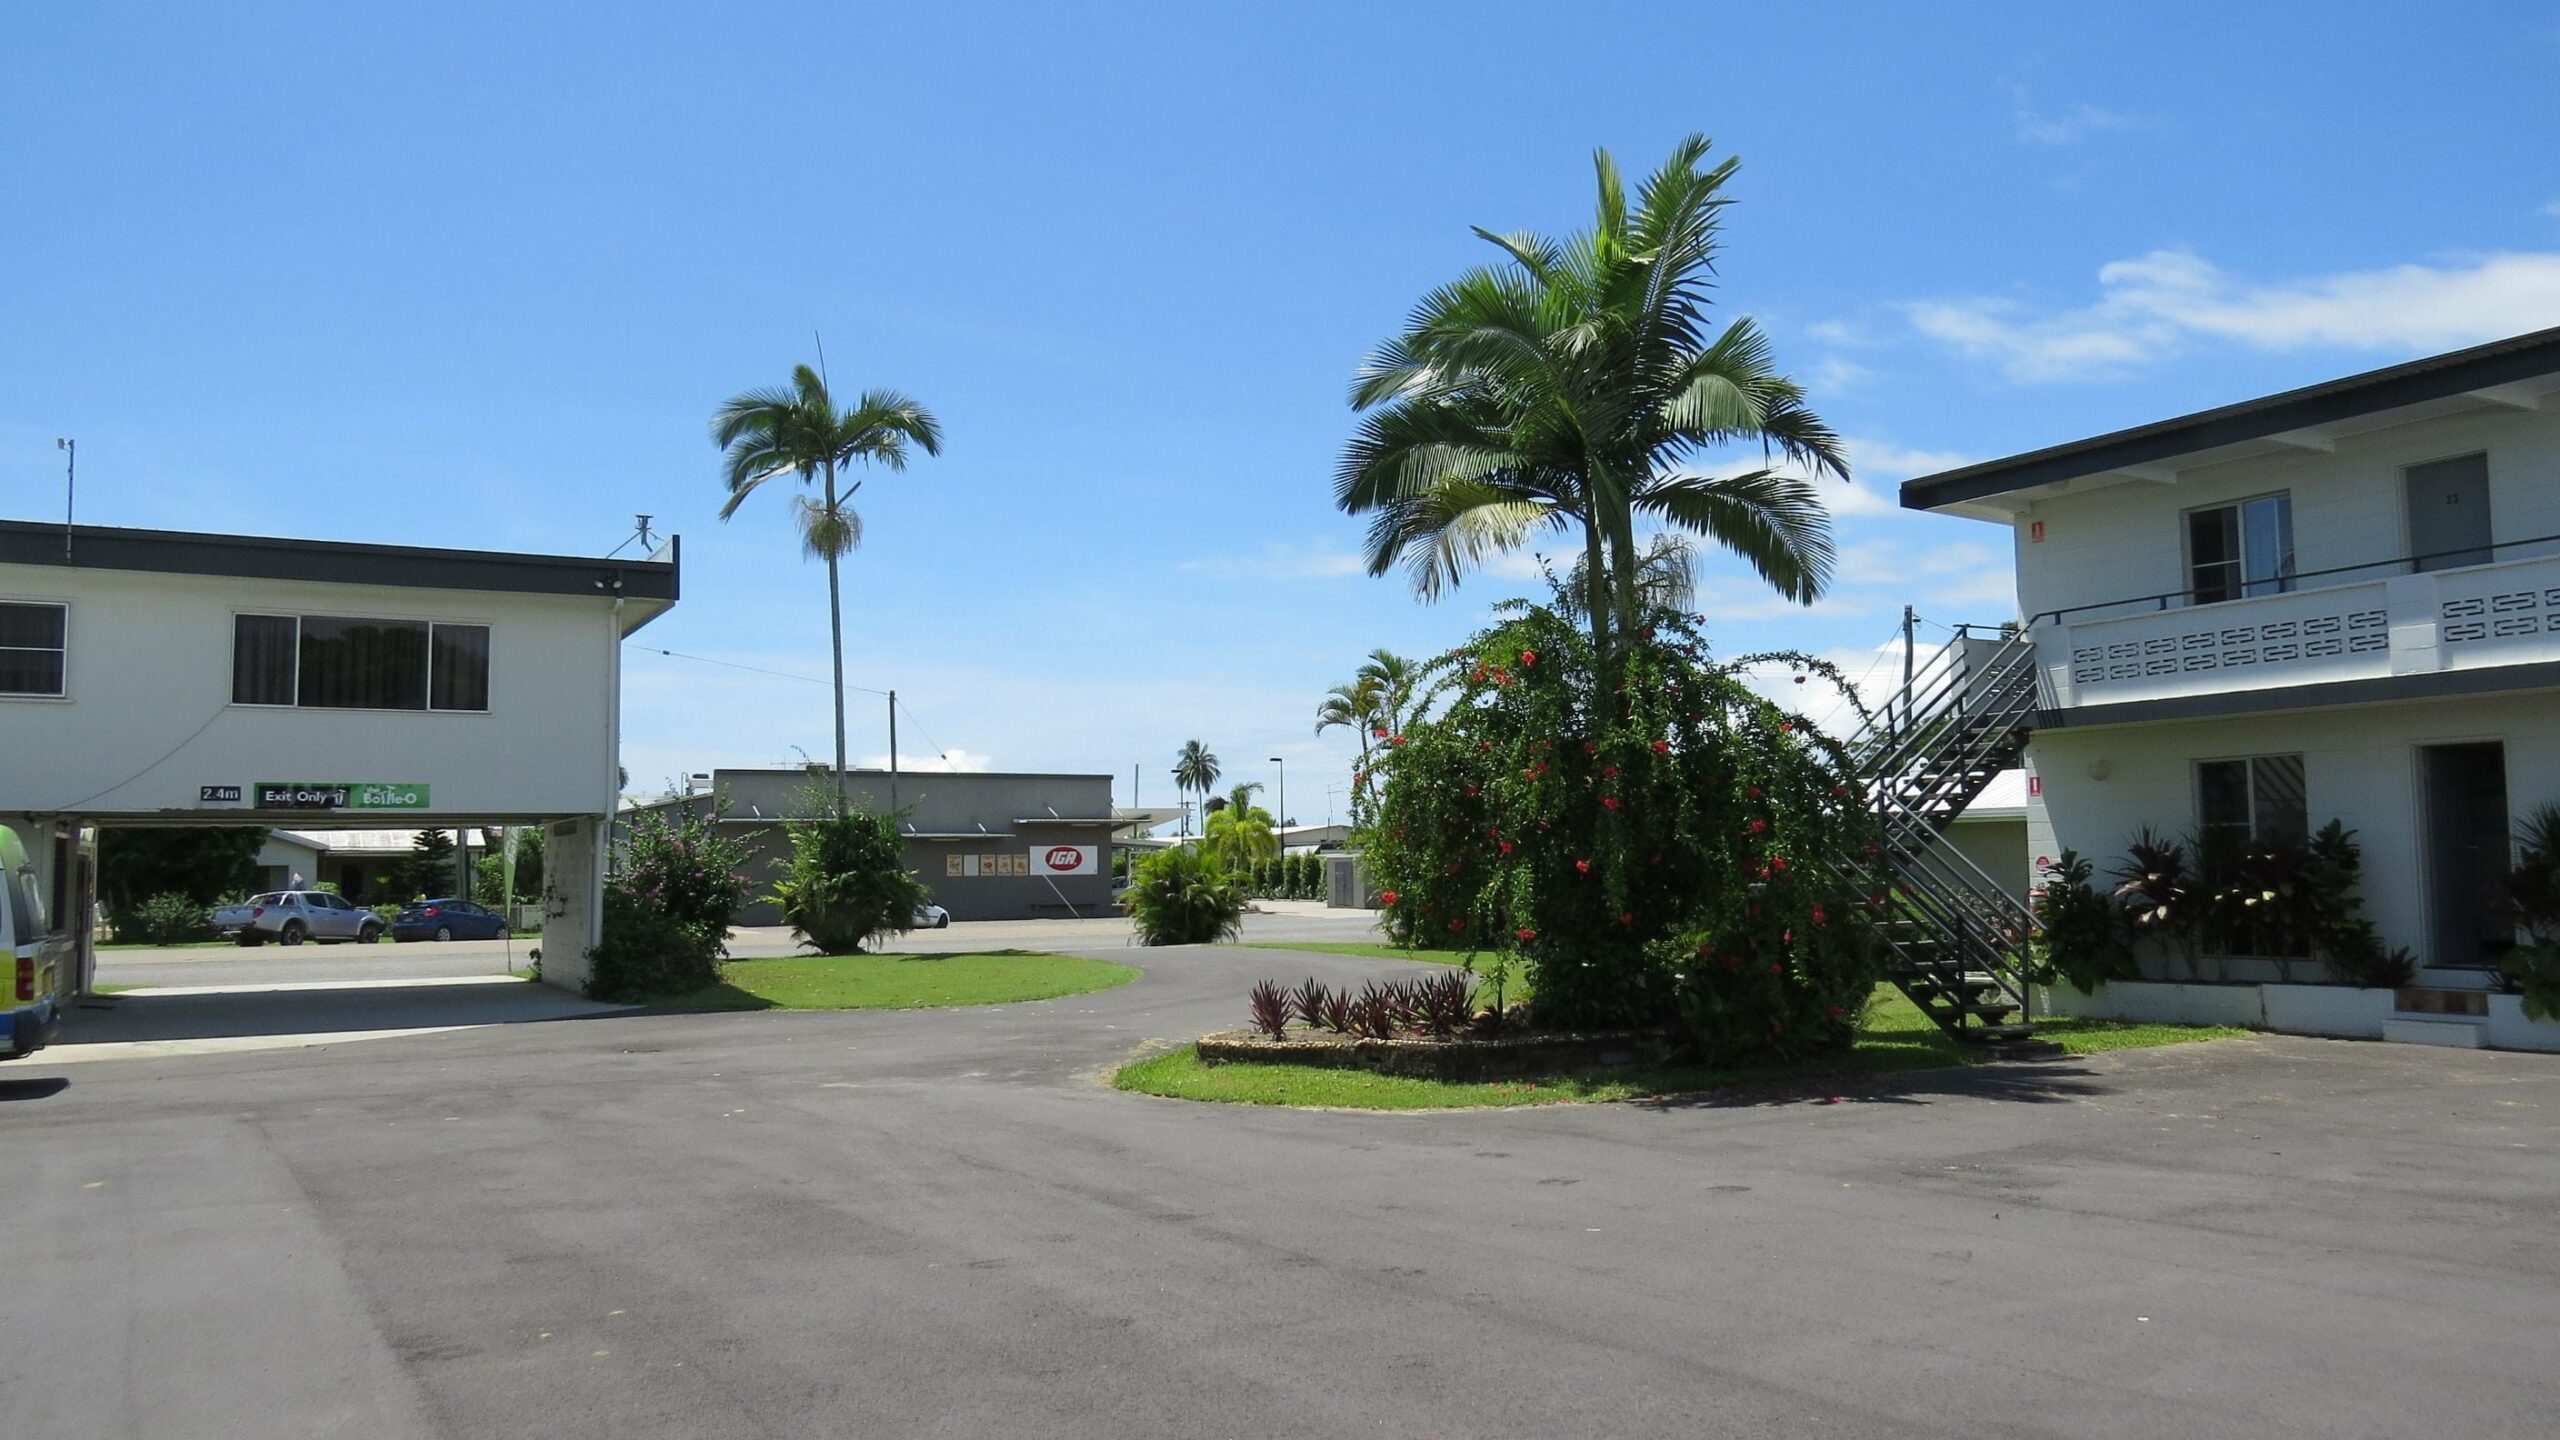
left=2039, top=548, right=2560, bottom=707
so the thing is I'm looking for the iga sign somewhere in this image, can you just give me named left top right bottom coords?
left=1033, top=844, right=1097, bottom=876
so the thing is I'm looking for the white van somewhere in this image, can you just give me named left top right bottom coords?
left=0, top=824, right=79, bottom=1060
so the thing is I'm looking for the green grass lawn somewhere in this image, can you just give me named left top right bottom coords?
left=655, top=949, right=1139, bottom=1012
left=1112, top=985, right=2247, bottom=1110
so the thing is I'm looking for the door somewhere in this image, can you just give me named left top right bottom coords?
left=2420, top=742, right=2511, bottom=968
left=2405, top=453, right=2492, bottom=571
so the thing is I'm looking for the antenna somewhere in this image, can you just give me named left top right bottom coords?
left=55, top=438, right=74, bottom=561
left=813, top=329, right=830, bottom=392
left=634, top=514, right=656, bottom=551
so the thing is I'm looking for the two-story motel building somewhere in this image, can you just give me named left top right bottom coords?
left=1905, top=325, right=2560, bottom=1048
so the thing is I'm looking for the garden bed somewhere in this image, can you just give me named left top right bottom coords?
left=1195, top=1025, right=1665, bottom=1081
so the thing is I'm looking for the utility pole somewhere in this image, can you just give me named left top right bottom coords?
left=1900, top=603, right=1917, bottom=737
left=55, top=438, right=75, bottom=561
left=887, top=690, right=900, bottom=814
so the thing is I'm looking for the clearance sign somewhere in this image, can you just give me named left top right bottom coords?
left=1033, top=844, right=1097, bottom=876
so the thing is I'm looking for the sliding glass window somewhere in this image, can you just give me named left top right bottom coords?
left=231, top=614, right=489, bottom=711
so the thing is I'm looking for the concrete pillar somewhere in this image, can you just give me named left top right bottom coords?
left=535, top=816, right=604, bottom=993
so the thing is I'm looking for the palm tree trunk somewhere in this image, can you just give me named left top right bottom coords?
left=825, top=460, right=849, bottom=815
left=1580, top=517, right=1612, bottom=661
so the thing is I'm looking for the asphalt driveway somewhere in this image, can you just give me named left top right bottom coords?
left=3, top=938, right=2555, bottom=1439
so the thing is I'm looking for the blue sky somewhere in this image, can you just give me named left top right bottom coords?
left=8, top=3, right=2559, bottom=823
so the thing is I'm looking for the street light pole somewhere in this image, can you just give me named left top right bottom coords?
left=1267, top=755, right=1285, bottom=865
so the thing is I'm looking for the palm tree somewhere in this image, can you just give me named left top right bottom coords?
left=1356, top=649, right=1416, bottom=736
left=713, top=364, right=942, bottom=812
left=1314, top=677, right=1384, bottom=765
left=1203, top=782, right=1276, bottom=871
left=1336, top=134, right=1848, bottom=660
left=1561, top=534, right=1698, bottom=621
left=1171, top=740, right=1220, bottom=838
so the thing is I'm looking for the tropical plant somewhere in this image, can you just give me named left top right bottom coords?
left=1120, top=846, right=1246, bottom=946
left=772, top=808, right=927, bottom=955
left=115, top=892, right=215, bottom=946
left=1316, top=678, right=1385, bottom=764
left=2029, top=851, right=2134, bottom=995
left=1170, top=739, right=1220, bottom=837
left=397, top=828, right=463, bottom=901
left=713, top=364, right=943, bottom=812
left=1246, top=979, right=1292, bottom=1040
left=1359, top=596, right=1881, bottom=1058
left=98, top=827, right=268, bottom=915
left=2500, top=805, right=2560, bottom=1017
left=1202, top=782, right=1276, bottom=871
left=1358, top=649, right=1417, bottom=736
left=587, top=809, right=753, bottom=1002
left=2203, top=840, right=2311, bottom=980
left=2113, top=828, right=2204, bottom=980
left=1337, top=134, right=1848, bottom=666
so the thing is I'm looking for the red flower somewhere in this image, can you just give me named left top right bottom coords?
left=1810, top=904, right=1828, bottom=925
left=1389, top=734, right=1406, bottom=747
left=1499, top=841, right=1514, bottom=855
left=1779, top=721, right=1795, bottom=733
left=1480, top=740, right=1494, bottom=753
left=1581, top=740, right=1596, bottom=755
left=1372, top=726, right=1388, bottom=738
left=1574, top=858, right=1590, bottom=874
left=1782, top=929, right=1794, bottom=944
left=1619, top=911, right=1634, bottom=926
left=1748, top=819, right=1767, bottom=835
left=1771, top=856, right=1789, bottom=874
left=1464, top=785, right=1480, bottom=797
left=1831, top=784, right=1848, bottom=797
left=1519, top=649, right=1536, bottom=666
left=1449, top=918, right=1467, bottom=933
left=1827, top=1004, right=1845, bottom=1017
left=1722, top=954, right=1744, bottom=971
left=1651, top=739, right=1671, bottom=754
left=1747, top=786, right=1763, bottom=799
left=1601, top=765, right=1618, bottom=779
left=1767, top=963, right=1783, bottom=976
left=1379, top=890, right=1399, bottom=906
left=1601, top=796, right=1620, bottom=811
left=1516, top=927, right=1536, bottom=942
left=1696, top=941, right=1714, bottom=956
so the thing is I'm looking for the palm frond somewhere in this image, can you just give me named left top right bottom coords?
left=1636, top=469, right=1835, bottom=604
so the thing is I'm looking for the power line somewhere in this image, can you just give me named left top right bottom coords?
left=623, top=644, right=888, bottom=696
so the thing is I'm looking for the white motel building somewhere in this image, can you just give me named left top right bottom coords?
left=1906, top=324, right=2560, bottom=1050
left=0, top=519, right=678, bottom=992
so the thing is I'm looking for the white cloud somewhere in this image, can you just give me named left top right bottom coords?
left=2543, top=200, right=2560, bottom=219
left=2009, top=85, right=2156, bottom=145
left=858, top=747, right=994, bottom=774
left=1810, top=355, right=1873, bottom=393
left=1910, top=248, right=2560, bottom=382
left=1179, top=545, right=1366, bottom=579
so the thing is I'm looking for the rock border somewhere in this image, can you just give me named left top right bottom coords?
left=1194, top=1027, right=1669, bottom=1081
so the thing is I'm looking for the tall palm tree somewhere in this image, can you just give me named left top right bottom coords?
left=1336, top=134, right=1849, bottom=660
left=1356, top=649, right=1417, bottom=736
left=1171, top=740, right=1220, bottom=838
left=712, top=364, right=942, bottom=812
left=1314, top=677, right=1384, bottom=765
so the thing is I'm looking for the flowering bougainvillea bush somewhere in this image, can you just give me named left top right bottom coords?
left=1358, top=600, right=1885, bottom=1060
left=587, top=807, right=753, bottom=1001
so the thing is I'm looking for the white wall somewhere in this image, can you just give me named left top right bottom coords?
left=2011, top=403, right=2560, bottom=623
left=0, top=564, right=625, bottom=821
left=2025, top=691, right=2560, bottom=967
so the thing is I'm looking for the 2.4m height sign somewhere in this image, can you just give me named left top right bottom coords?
left=1031, top=844, right=1096, bottom=876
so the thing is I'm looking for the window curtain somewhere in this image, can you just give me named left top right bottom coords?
left=232, top=614, right=298, bottom=705
left=299, top=617, right=429, bottom=710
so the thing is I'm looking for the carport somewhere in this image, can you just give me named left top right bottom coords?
left=0, top=518, right=678, bottom=997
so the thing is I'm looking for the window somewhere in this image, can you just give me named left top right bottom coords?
left=2187, top=494, right=2294, bottom=604
left=231, top=614, right=490, bottom=711
left=0, top=601, right=67, bottom=696
left=2197, top=754, right=2308, bottom=867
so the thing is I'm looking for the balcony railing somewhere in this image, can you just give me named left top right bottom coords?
left=2032, top=534, right=2560, bottom=709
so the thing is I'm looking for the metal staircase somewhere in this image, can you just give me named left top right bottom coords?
left=1841, top=625, right=2047, bottom=1049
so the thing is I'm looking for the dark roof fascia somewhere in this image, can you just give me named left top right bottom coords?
left=2037, top=658, right=2560, bottom=730
left=0, top=520, right=679, bottom=603
left=1901, top=326, right=2560, bottom=512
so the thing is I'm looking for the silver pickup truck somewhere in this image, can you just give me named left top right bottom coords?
left=213, top=891, right=384, bottom=946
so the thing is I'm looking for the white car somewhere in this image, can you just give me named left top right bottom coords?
left=213, top=891, right=382, bottom=946
left=914, top=903, right=950, bottom=929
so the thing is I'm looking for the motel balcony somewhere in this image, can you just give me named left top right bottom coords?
left=2031, top=533, right=2560, bottom=720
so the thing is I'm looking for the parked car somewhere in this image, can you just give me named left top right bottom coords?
left=390, top=898, right=510, bottom=943
left=915, top=902, right=950, bottom=929
left=215, top=891, right=383, bottom=946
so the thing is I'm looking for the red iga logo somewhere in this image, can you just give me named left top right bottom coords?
left=1043, top=846, right=1083, bottom=871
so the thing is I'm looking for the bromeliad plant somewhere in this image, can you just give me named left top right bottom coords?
left=1357, top=599, right=1882, bottom=1059
left=2113, top=828, right=2204, bottom=980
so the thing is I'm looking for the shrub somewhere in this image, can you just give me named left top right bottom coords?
left=114, top=892, right=214, bottom=946
left=2030, top=851, right=2133, bottom=994
left=773, top=809, right=925, bottom=955
left=1247, top=980, right=1291, bottom=1039
left=2500, top=806, right=2560, bottom=1017
left=1360, top=600, right=1881, bottom=1058
left=586, top=809, right=752, bottom=1002
left=1121, top=847, right=1246, bottom=945
left=2113, top=828, right=2203, bottom=979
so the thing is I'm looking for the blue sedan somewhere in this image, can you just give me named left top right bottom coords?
left=390, top=898, right=511, bottom=942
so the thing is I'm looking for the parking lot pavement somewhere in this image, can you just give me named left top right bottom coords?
left=11, top=940, right=2557, bottom=1439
